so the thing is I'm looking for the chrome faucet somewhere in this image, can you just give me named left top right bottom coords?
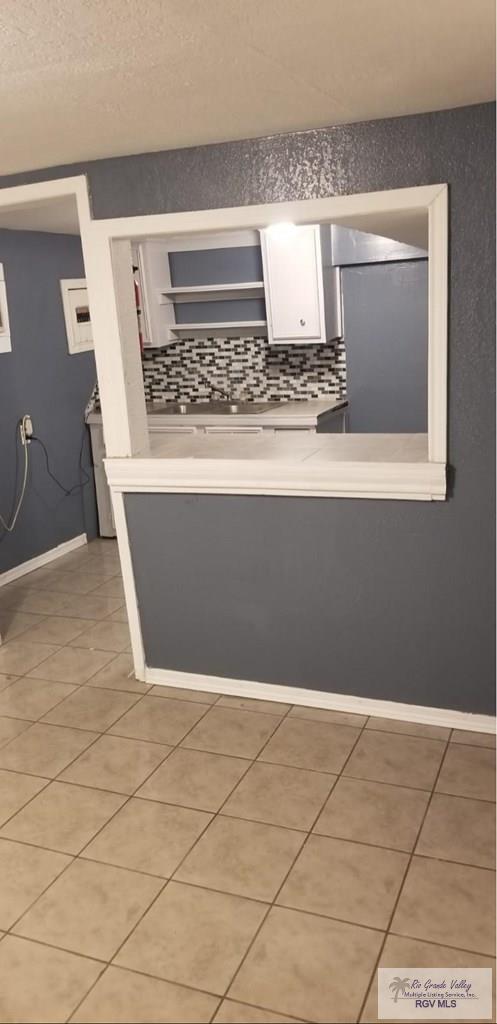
left=211, top=383, right=231, bottom=401
left=199, top=377, right=232, bottom=401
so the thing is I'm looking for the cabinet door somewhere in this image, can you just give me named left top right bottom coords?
left=261, top=225, right=325, bottom=343
left=136, top=242, right=176, bottom=347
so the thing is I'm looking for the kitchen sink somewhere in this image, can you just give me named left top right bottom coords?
left=149, top=400, right=282, bottom=415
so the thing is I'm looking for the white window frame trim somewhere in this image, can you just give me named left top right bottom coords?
left=0, top=263, right=12, bottom=353
left=88, top=184, right=448, bottom=463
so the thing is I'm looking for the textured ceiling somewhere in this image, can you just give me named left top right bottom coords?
left=1, top=0, right=495, bottom=175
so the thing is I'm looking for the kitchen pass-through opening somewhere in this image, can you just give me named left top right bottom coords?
left=99, top=183, right=446, bottom=502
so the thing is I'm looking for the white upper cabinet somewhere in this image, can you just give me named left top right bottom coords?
left=135, top=240, right=176, bottom=348
left=261, top=225, right=323, bottom=343
left=135, top=226, right=342, bottom=346
left=260, top=224, right=342, bottom=345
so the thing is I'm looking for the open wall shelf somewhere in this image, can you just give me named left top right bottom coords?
left=162, top=281, right=265, bottom=303
left=136, top=237, right=267, bottom=346
left=170, top=320, right=267, bottom=337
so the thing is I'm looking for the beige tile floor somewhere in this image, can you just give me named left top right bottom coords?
left=0, top=539, right=494, bottom=1023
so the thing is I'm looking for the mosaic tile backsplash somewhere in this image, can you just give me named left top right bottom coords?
left=142, top=336, right=347, bottom=403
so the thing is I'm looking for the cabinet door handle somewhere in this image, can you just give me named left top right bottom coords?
left=299, top=318, right=306, bottom=326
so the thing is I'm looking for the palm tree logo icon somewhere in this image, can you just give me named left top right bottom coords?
left=389, top=977, right=410, bottom=1002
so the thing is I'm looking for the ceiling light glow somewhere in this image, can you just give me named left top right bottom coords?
left=265, top=221, right=298, bottom=238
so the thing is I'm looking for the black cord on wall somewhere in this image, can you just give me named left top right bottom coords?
left=31, top=431, right=90, bottom=496
left=0, top=419, right=28, bottom=543
left=1, top=380, right=98, bottom=542
left=0, top=426, right=93, bottom=546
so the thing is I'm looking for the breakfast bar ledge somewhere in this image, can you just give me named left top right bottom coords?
left=104, top=432, right=445, bottom=501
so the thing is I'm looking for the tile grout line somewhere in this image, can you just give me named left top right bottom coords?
left=60, top=775, right=185, bottom=1024
left=2, top=685, right=494, bottom=879
left=0, top=672, right=104, bottom=717
left=0, top=650, right=187, bottom=946
left=0, top=635, right=131, bottom=704
left=384, top=930, right=497, bottom=959
left=0, top=692, right=174, bottom=834
left=31, top=645, right=125, bottom=686
left=0, top=589, right=124, bottom=622
left=2, top=861, right=492, bottom=1020
left=0, top=582, right=124, bottom=642
left=69, top=957, right=309, bottom=1024
left=0, top=674, right=144, bottom=834
left=0, top=729, right=491, bottom=974
left=8, top=574, right=122, bottom=600
left=0, top=699, right=494, bottom=859
left=30, top=686, right=247, bottom=1020
left=0, top=642, right=66, bottom=679
left=1, top=542, right=495, bottom=1020
left=209, top=995, right=307, bottom=1024
left=0, top=612, right=50, bottom=645
left=0, top=621, right=109, bottom=919
left=4, top=706, right=188, bottom=953
left=0, top=930, right=108, bottom=967
left=0, top=623, right=494, bottom=741
left=65, top=960, right=224, bottom=1024
left=217, top=712, right=371, bottom=1017
left=38, top=672, right=145, bottom=725
left=105, top=873, right=495, bottom=962
left=1, top=807, right=494, bottom=884
left=0, top=706, right=302, bottom=876
left=354, top=728, right=455, bottom=1024
left=0, top=707, right=494, bottom=771
left=0, top=682, right=143, bottom=749
left=75, top=706, right=295, bottom=1021
left=0, top=687, right=492, bottom=971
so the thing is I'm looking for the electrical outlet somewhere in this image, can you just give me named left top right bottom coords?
left=19, top=414, right=33, bottom=446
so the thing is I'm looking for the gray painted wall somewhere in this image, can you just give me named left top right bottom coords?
left=342, top=259, right=428, bottom=432
left=125, top=490, right=487, bottom=713
left=0, top=229, right=98, bottom=573
left=2, top=102, right=494, bottom=714
left=170, top=245, right=266, bottom=324
left=169, top=246, right=263, bottom=285
left=330, top=225, right=427, bottom=265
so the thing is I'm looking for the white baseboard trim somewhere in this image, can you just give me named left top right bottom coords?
left=144, top=665, right=496, bottom=735
left=0, top=533, right=87, bottom=588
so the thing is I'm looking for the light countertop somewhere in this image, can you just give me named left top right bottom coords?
left=104, top=432, right=443, bottom=501
left=88, top=398, right=346, bottom=429
left=144, top=432, right=429, bottom=463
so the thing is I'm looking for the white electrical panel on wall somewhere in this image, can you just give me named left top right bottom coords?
left=61, top=278, right=93, bottom=354
left=0, top=263, right=12, bottom=354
